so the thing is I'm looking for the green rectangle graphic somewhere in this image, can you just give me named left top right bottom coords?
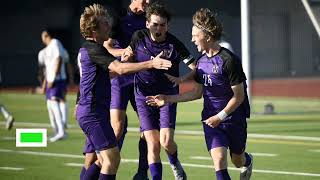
left=20, top=133, right=43, bottom=143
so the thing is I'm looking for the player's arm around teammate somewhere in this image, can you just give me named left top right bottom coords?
left=77, top=4, right=172, bottom=180
left=126, top=2, right=198, bottom=179
left=147, top=8, right=253, bottom=180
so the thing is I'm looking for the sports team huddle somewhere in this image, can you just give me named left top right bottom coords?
left=76, top=1, right=252, bottom=180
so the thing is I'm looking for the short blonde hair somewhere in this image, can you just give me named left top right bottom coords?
left=80, top=4, right=108, bottom=38
left=192, top=8, right=223, bottom=40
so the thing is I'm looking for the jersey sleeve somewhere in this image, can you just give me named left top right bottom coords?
left=51, top=40, right=63, bottom=60
left=55, top=39, right=69, bottom=63
left=194, top=59, right=202, bottom=84
left=38, top=49, right=45, bottom=65
left=173, top=36, right=195, bottom=66
left=129, top=30, right=145, bottom=51
left=86, top=44, right=116, bottom=71
left=223, top=56, right=247, bottom=86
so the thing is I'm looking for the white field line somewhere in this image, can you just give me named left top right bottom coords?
left=2, top=137, right=15, bottom=140
left=250, top=153, right=278, bottom=157
left=2, top=121, right=320, bottom=142
left=189, top=156, right=212, bottom=160
left=190, top=153, right=278, bottom=161
left=65, top=161, right=320, bottom=177
left=0, top=148, right=319, bottom=177
left=308, top=149, right=320, bottom=153
left=0, top=167, right=24, bottom=171
left=0, top=122, right=77, bottom=128
left=0, top=149, right=83, bottom=159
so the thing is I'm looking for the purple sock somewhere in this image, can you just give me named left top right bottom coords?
left=216, top=169, right=231, bottom=180
left=244, top=152, right=252, bottom=167
left=80, top=167, right=86, bottom=180
left=167, top=150, right=178, bottom=165
left=99, top=173, right=116, bottom=180
left=82, top=163, right=100, bottom=180
left=137, top=137, right=149, bottom=175
left=149, top=163, right=162, bottom=180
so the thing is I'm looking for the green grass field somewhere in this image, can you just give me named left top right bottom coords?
left=0, top=92, right=320, bottom=180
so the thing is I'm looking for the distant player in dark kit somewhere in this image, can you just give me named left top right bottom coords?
left=103, top=0, right=151, bottom=179
left=77, top=4, right=172, bottom=180
left=146, top=8, right=253, bottom=180
left=124, top=2, right=195, bottom=180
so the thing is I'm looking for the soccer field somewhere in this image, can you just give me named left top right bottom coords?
left=0, top=92, right=320, bottom=180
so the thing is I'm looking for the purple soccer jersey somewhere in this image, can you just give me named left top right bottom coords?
left=130, top=29, right=194, bottom=95
left=110, top=8, right=146, bottom=49
left=110, top=8, right=147, bottom=110
left=130, top=29, right=194, bottom=131
left=195, top=47, right=250, bottom=154
left=76, top=40, right=117, bottom=151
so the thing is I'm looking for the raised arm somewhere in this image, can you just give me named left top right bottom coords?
left=108, top=51, right=172, bottom=75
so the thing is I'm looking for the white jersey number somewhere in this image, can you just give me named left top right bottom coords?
left=203, top=74, right=212, bottom=86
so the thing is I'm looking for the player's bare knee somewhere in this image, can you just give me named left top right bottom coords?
left=100, top=148, right=121, bottom=172
left=148, top=141, right=161, bottom=155
left=84, top=162, right=91, bottom=169
left=160, top=138, right=174, bottom=150
left=84, top=157, right=96, bottom=166
left=94, top=159, right=102, bottom=168
left=159, top=136, right=168, bottom=148
left=212, top=153, right=228, bottom=170
left=110, top=148, right=121, bottom=164
left=231, top=156, right=243, bottom=168
left=84, top=153, right=97, bottom=168
left=214, top=153, right=227, bottom=163
left=160, top=131, right=171, bottom=146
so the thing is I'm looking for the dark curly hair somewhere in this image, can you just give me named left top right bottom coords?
left=146, top=2, right=171, bottom=22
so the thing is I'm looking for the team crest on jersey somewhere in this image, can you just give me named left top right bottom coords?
left=212, top=64, right=219, bottom=74
left=162, top=44, right=174, bottom=58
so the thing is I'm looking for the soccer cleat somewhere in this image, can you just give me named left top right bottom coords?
left=170, top=161, right=187, bottom=180
left=240, top=153, right=253, bottom=180
left=49, top=134, right=65, bottom=142
left=5, top=115, right=14, bottom=130
left=132, top=172, right=149, bottom=180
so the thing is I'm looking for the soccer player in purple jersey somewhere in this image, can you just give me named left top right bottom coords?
left=146, top=8, right=253, bottom=180
left=103, top=1, right=151, bottom=179
left=125, top=3, right=195, bottom=180
left=77, top=4, right=172, bottom=180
